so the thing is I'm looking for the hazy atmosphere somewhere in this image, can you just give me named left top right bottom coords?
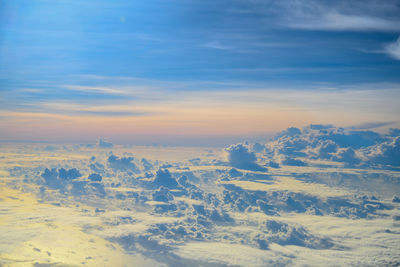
left=1, top=0, right=400, bottom=266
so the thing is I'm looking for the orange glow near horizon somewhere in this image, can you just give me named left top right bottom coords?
left=1, top=88, right=399, bottom=144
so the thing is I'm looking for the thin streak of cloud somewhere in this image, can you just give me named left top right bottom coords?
left=76, top=110, right=148, bottom=117
left=19, top=88, right=44, bottom=93
left=2, top=76, right=400, bottom=129
left=1, top=84, right=400, bottom=141
left=283, top=12, right=400, bottom=32
left=206, top=66, right=372, bottom=73
left=349, top=122, right=394, bottom=130
left=10, top=102, right=153, bottom=117
left=246, top=0, right=400, bottom=32
left=63, top=85, right=127, bottom=95
left=204, top=41, right=233, bottom=50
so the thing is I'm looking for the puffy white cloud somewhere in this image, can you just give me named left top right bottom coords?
left=108, top=155, right=140, bottom=173
left=152, top=186, right=174, bottom=202
left=334, top=147, right=361, bottom=166
left=58, top=168, right=81, bottom=180
left=366, top=136, right=400, bottom=167
left=267, top=124, right=398, bottom=168
left=263, top=220, right=334, bottom=249
left=89, top=161, right=105, bottom=173
left=41, top=168, right=82, bottom=190
left=275, top=127, right=302, bottom=138
left=3, top=128, right=400, bottom=266
left=315, top=140, right=338, bottom=159
left=225, top=144, right=267, bottom=171
left=141, top=158, right=153, bottom=171
left=152, top=169, right=179, bottom=188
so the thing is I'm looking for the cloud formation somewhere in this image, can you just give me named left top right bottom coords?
left=4, top=128, right=400, bottom=266
left=267, top=124, right=400, bottom=168
left=152, top=169, right=179, bottom=189
left=273, top=0, right=400, bottom=32
left=225, top=144, right=267, bottom=171
left=41, top=168, right=82, bottom=190
left=366, top=136, right=400, bottom=167
left=385, top=36, right=400, bottom=60
left=108, top=155, right=140, bottom=173
left=98, top=139, right=114, bottom=148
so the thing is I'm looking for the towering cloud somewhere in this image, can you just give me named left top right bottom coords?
left=267, top=124, right=400, bottom=169
left=225, top=144, right=267, bottom=171
left=152, top=169, right=179, bottom=188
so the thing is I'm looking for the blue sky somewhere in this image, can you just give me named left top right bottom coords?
left=1, top=0, right=400, bottom=144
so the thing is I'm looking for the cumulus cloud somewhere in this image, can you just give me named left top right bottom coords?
left=366, top=136, right=400, bottom=167
left=334, top=147, right=361, bottom=166
left=89, top=162, right=105, bottom=173
left=384, top=36, right=400, bottom=60
left=152, top=186, right=174, bottom=202
left=263, top=220, right=334, bottom=249
left=141, top=158, right=153, bottom=171
left=321, top=129, right=383, bottom=149
left=225, top=144, right=267, bottom=171
left=266, top=124, right=400, bottom=168
left=273, top=124, right=400, bottom=168
left=273, top=135, right=308, bottom=158
left=98, top=138, right=114, bottom=148
left=252, top=143, right=266, bottom=153
left=108, top=155, right=140, bottom=173
left=39, top=167, right=107, bottom=197
left=41, top=168, right=82, bottom=190
left=152, top=169, right=179, bottom=188
left=5, top=124, right=400, bottom=266
left=315, top=140, right=338, bottom=159
left=58, top=168, right=82, bottom=180
left=275, top=127, right=302, bottom=138
left=88, top=173, right=103, bottom=182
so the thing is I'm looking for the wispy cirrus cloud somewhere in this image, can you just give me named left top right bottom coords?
left=349, top=121, right=394, bottom=130
left=63, top=85, right=127, bottom=95
left=283, top=12, right=400, bottom=32
left=38, top=102, right=152, bottom=117
left=1, top=76, right=400, bottom=144
left=384, top=37, right=400, bottom=60
left=243, top=0, right=400, bottom=32
left=204, top=41, right=234, bottom=50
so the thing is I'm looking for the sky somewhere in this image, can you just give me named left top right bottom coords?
left=1, top=0, right=400, bottom=145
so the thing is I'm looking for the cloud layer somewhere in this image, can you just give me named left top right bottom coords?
left=2, top=123, right=399, bottom=266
